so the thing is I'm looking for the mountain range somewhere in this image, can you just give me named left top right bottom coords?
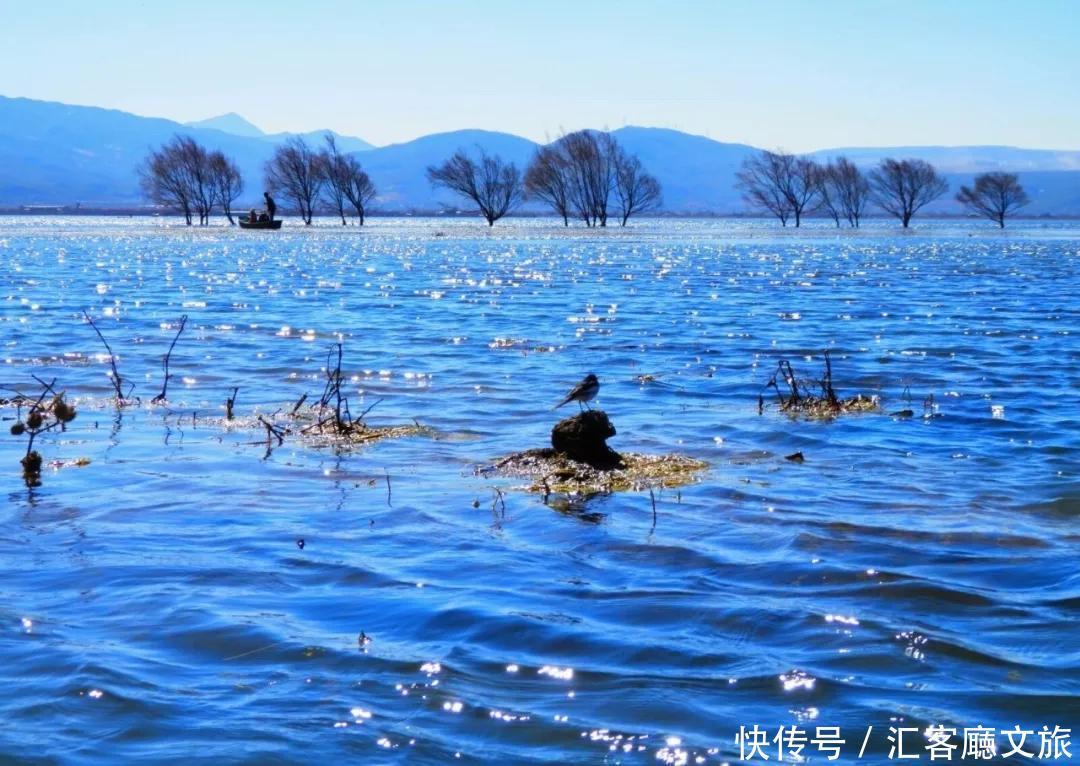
left=2, top=94, right=1079, bottom=215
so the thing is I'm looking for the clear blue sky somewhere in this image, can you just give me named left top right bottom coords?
left=1, top=0, right=1077, bottom=150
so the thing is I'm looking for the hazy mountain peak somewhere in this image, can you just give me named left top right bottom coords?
left=186, top=112, right=266, bottom=138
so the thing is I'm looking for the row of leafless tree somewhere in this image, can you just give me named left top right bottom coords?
left=139, top=136, right=244, bottom=225
left=426, top=130, right=662, bottom=226
left=738, top=150, right=1030, bottom=228
left=264, top=135, right=377, bottom=225
left=143, top=135, right=1031, bottom=229
left=140, top=134, right=377, bottom=226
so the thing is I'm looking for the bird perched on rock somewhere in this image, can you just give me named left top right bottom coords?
left=555, top=373, right=599, bottom=411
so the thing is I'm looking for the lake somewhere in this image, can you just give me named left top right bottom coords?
left=1, top=216, right=1077, bottom=764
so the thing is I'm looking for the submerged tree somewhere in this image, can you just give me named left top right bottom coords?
left=139, top=135, right=239, bottom=226
left=209, top=151, right=243, bottom=225
left=735, top=150, right=793, bottom=226
left=320, top=134, right=377, bottom=225
left=177, top=138, right=215, bottom=226
left=736, top=150, right=819, bottom=227
left=613, top=152, right=662, bottom=226
left=814, top=163, right=844, bottom=228
left=427, top=148, right=523, bottom=226
left=524, top=131, right=662, bottom=227
left=830, top=156, right=871, bottom=228
left=563, top=130, right=619, bottom=227
left=319, top=135, right=350, bottom=225
left=266, top=137, right=324, bottom=225
left=524, top=145, right=573, bottom=226
left=815, top=157, right=870, bottom=228
left=139, top=136, right=197, bottom=225
left=869, top=158, right=948, bottom=228
left=956, top=172, right=1029, bottom=228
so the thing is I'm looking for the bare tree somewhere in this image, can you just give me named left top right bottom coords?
left=785, top=155, right=821, bottom=227
left=814, top=162, right=843, bottom=228
left=341, top=160, right=377, bottom=226
left=737, top=151, right=820, bottom=227
left=209, top=151, right=243, bottom=225
left=427, top=148, right=523, bottom=226
left=139, top=136, right=196, bottom=225
left=614, top=151, right=662, bottom=225
left=319, top=135, right=350, bottom=225
left=869, top=158, right=948, bottom=228
left=524, top=145, right=573, bottom=226
left=956, top=172, right=1029, bottom=228
left=560, top=130, right=620, bottom=227
left=140, top=136, right=244, bottom=225
left=172, top=137, right=215, bottom=226
left=831, top=157, right=871, bottom=228
left=319, top=134, right=378, bottom=226
left=815, top=157, right=870, bottom=228
left=735, top=150, right=795, bottom=226
left=266, top=137, right=324, bottom=225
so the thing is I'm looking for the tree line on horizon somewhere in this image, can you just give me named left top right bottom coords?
left=737, top=150, right=1031, bottom=229
left=140, top=129, right=661, bottom=228
left=140, top=134, right=1031, bottom=229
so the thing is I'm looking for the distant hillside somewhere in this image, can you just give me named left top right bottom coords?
left=360, top=129, right=538, bottom=210
left=1, top=95, right=1079, bottom=214
left=0, top=96, right=276, bottom=205
left=811, top=145, right=1080, bottom=173
left=612, top=127, right=756, bottom=213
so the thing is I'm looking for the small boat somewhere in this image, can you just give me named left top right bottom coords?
left=239, top=218, right=282, bottom=230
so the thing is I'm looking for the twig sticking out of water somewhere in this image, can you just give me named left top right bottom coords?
left=304, top=343, right=383, bottom=438
left=259, top=416, right=285, bottom=443
left=384, top=469, right=392, bottom=507
left=822, top=350, right=840, bottom=410
left=151, top=314, right=188, bottom=404
left=226, top=387, right=239, bottom=420
left=83, top=310, right=130, bottom=403
left=317, top=344, right=351, bottom=433
left=767, top=359, right=804, bottom=409
left=258, top=415, right=287, bottom=458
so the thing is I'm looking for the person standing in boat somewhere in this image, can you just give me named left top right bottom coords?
left=264, top=192, right=277, bottom=221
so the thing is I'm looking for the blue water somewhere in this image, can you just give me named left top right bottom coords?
left=1, top=217, right=1078, bottom=764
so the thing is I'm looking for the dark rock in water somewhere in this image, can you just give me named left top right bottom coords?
left=551, top=410, right=623, bottom=470
left=785, top=451, right=805, bottom=463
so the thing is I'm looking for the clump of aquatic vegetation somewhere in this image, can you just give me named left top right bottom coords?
left=244, top=343, right=433, bottom=458
left=484, top=448, right=707, bottom=496
left=482, top=408, right=707, bottom=497
left=761, top=351, right=878, bottom=418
